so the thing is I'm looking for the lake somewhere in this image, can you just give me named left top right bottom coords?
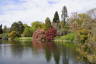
left=0, top=40, right=86, bottom=64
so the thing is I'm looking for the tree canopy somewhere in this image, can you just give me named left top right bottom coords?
left=10, top=21, right=24, bottom=37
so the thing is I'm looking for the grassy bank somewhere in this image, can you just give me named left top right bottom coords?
left=15, top=37, right=32, bottom=41
left=54, top=32, right=76, bottom=47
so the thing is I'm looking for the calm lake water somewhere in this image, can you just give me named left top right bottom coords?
left=0, top=40, right=86, bottom=64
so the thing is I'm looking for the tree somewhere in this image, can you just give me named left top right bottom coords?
left=45, top=27, right=57, bottom=40
left=61, top=6, right=68, bottom=23
left=23, top=26, right=33, bottom=37
left=0, top=24, right=3, bottom=34
left=87, top=8, right=96, bottom=19
left=18, top=21, right=25, bottom=35
left=10, top=21, right=24, bottom=37
left=32, top=29, right=46, bottom=42
left=31, top=21, right=45, bottom=32
left=69, top=13, right=92, bottom=31
left=78, top=14, right=91, bottom=26
left=23, top=24, right=29, bottom=28
left=53, top=11, right=60, bottom=23
left=45, top=17, right=51, bottom=29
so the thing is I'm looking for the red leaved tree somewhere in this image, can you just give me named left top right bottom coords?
left=45, top=27, right=57, bottom=41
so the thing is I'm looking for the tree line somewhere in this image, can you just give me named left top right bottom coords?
left=0, top=6, right=68, bottom=40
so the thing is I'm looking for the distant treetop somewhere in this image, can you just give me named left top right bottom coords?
left=61, top=6, right=68, bottom=23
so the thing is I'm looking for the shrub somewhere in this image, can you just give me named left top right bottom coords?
left=45, top=27, right=57, bottom=40
left=8, top=31, right=17, bottom=40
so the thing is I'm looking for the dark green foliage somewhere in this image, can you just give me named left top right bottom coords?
left=53, top=11, right=60, bottom=23
left=10, top=21, right=24, bottom=37
left=18, top=21, right=25, bottom=34
left=0, top=24, right=3, bottom=34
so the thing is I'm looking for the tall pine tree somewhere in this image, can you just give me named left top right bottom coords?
left=53, top=11, right=60, bottom=23
left=61, top=6, right=68, bottom=23
left=0, top=24, right=3, bottom=34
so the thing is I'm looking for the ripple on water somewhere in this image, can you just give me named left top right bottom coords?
left=0, top=44, right=13, bottom=47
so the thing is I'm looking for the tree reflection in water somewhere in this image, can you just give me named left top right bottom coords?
left=32, top=40, right=84, bottom=64
left=10, top=40, right=24, bottom=58
left=32, top=40, right=60, bottom=64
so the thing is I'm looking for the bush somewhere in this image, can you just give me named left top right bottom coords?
left=76, top=29, right=89, bottom=43
left=8, top=31, right=17, bottom=40
left=32, top=27, right=57, bottom=41
left=45, top=27, right=57, bottom=40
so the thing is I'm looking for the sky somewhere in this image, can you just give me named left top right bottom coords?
left=0, top=0, right=96, bottom=27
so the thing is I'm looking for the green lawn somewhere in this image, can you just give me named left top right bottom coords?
left=54, top=32, right=76, bottom=43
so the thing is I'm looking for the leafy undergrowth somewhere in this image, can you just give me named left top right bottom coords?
left=76, top=43, right=96, bottom=64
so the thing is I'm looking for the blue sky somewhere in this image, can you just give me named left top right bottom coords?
left=0, top=0, right=96, bottom=27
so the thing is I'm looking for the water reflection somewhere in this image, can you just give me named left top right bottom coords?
left=32, top=40, right=60, bottom=64
left=10, top=41, right=24, bottom=58
left=32, top=40, right=83, bottom=64
left=0, top=40, right=85, bottom=64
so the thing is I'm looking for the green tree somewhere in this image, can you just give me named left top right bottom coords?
left=61, top=6, right=68, bottom=23
left=23, top=24, right=29, bottom=28
left=45, top=17, right=51, bottom=29
left=31, top=21, right=45, bottom=32
left=10, top=21, right=24, bottom=37
left=23, top=26, right=33, bottom=37
left=53, top=11, right=60, bottom=23
left=18, top=21, right=25, bottom=34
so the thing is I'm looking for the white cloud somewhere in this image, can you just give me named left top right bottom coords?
left=0, top=0, right=96, bottom=27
